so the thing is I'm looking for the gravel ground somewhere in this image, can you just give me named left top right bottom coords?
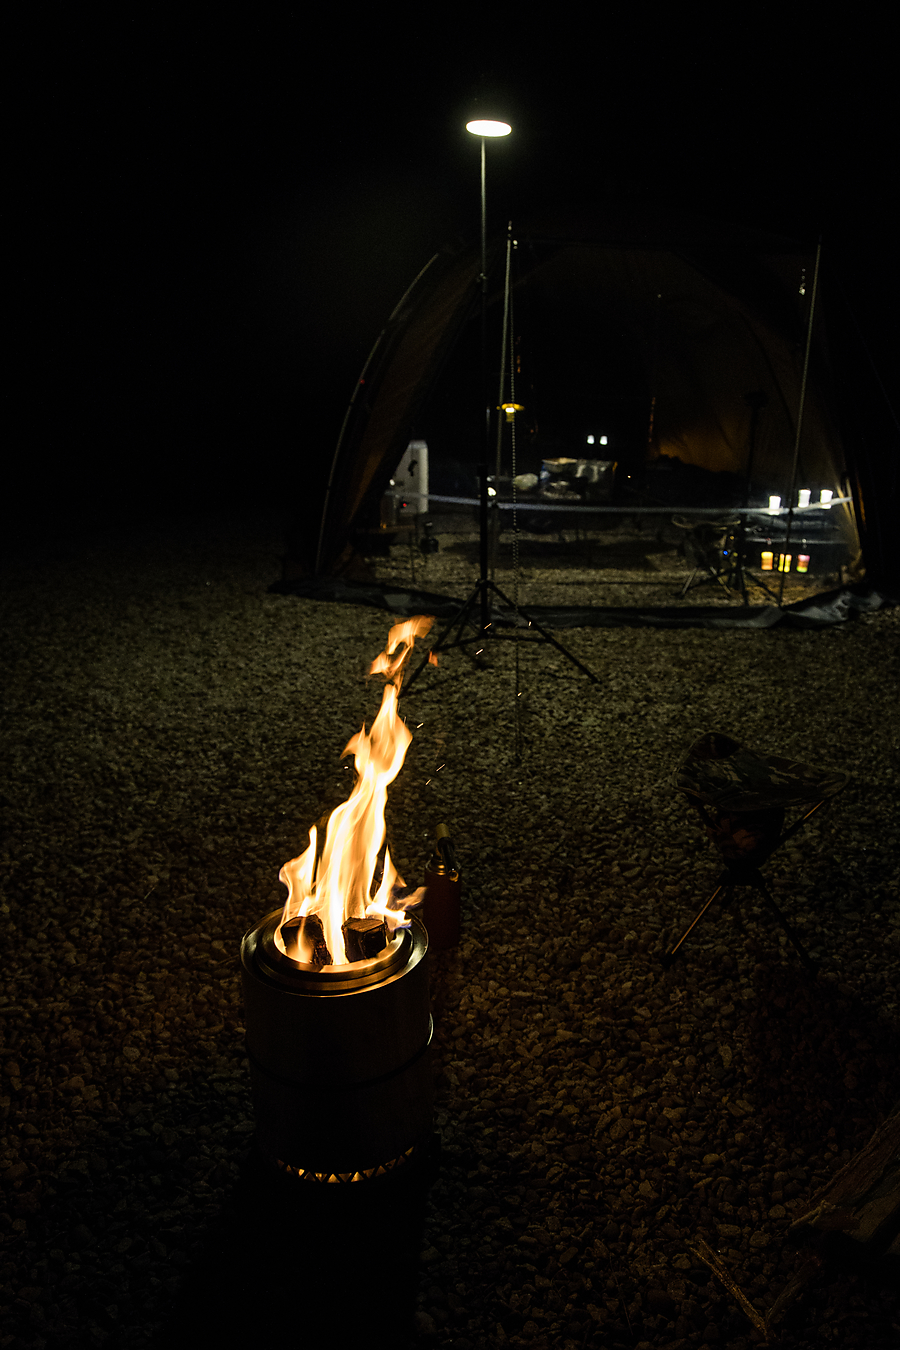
left=368, top=515, right=838, bottom=612
left=1, top=511, right=898, bottom=1349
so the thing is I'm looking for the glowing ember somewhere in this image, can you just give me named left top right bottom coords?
left=275, top=617, right=433, bottom=966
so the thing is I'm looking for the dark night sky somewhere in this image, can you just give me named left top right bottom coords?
left=17, top=13, right=897, bottom=535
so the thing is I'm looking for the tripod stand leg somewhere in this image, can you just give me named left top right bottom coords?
left=401, top=586, right=485, bottom=696
left=737, top=561, right=750, bottom=606
left=401, top=568, right=601, bottom=699
left=662, top=880, right=732, bottom=969
left=742, top=568, right=781, bottom=603
left=752, top=874, right=816, bottom=975
left=486, top=580, right=600, bottom=684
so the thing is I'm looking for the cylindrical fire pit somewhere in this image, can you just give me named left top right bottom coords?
left=241, top=908, right=432, bottom=1181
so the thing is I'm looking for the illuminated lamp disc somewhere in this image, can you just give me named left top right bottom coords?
left=465, top=119, right=512, bottom=136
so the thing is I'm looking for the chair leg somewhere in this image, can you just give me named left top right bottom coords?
left=751, top=873, right=817, bottom=975
left=679, top=566, right=701, bottom=599
left=662, top=879, right=732, bottom=969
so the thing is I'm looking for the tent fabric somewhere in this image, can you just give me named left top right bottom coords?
left=315, top=245, right=485, bottom=573
left=309, top=209, right=864, bottom=578
left=517, top=243, right=845, bottom=486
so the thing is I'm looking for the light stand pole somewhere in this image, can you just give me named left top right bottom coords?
left=467, top=119, right=510, bottom=631
left=402, top=116, right=599, bottom=698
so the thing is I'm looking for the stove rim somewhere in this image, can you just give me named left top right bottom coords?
left=243, top=907, right=424, bottom=995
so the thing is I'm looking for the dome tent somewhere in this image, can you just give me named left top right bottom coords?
left=304, top=208, right=868, bottom=588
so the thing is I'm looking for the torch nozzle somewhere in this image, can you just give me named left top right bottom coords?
left=435, top=823, right=459, bottom=873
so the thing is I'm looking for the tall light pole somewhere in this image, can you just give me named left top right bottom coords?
left=403, top=113, right=599, bottom=698
left=465, top=118, right=511, bottom=286
left=465, top=118, right=511, bottom=630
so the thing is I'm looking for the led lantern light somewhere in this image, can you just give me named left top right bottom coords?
left=465, top=119, right=512, bottom=137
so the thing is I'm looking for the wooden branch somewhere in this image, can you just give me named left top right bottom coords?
left=688, top=1236, right=768, bottom=1339
left=789, top=1109, right=900, bottom=1253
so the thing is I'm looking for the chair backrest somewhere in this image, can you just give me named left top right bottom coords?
left=675, top=731, right=847, bottom=867
left=675, top=732, right=848, bottom=813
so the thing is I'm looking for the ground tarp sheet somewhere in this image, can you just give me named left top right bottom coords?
left=269, top=578, right=891, bottom=629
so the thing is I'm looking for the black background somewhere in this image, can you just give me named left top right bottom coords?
left=15, top=12, right=898, bottom=538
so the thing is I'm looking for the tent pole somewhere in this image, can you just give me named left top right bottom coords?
left=778, top=239, right=822, bottom=606
left=312, top=254, right=442, bottom=578
left=314, top=335, right=382, bottom=579
left=646, top=291, right=661, bottom=462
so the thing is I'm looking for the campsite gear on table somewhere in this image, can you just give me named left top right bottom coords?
left=662, top=732, right=848, bottom=973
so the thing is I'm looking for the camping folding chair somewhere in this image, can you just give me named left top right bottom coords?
left=662, top=732, right=848, bottom=973
left=673, top=516, right=742, bottom=599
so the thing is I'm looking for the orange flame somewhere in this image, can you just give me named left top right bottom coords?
left=276, top=617, right=434, bottom=965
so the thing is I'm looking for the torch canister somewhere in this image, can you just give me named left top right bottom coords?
left=423, top=823, right=461, bottom=952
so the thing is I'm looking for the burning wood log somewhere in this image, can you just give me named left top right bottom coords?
left=280, top=914, right=332, bottom=966
left=342, top=917, right=388, bottom=962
